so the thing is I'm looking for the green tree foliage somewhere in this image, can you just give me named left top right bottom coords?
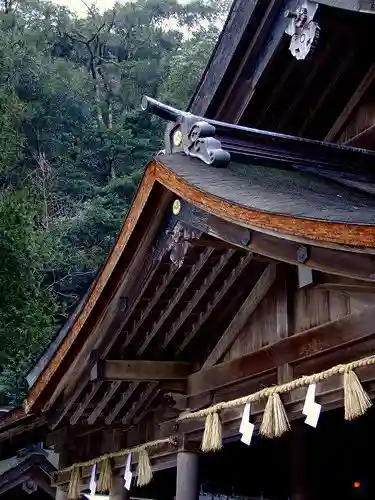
left=0, top=0, right=229, bottom=404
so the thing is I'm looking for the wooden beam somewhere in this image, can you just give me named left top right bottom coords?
left=275, top=268, right=295, bottom=390
left=92, top=360, right=194, bottom=382
left=188, top=305, right=375, bottom=395
left=222, top=0, right=285, bottom=122
left=126, top=248, right=215, bottom=355
left=344, top=122, right=375, bottom=149
left=177, top=252, right=253, bottom=354
left=163, top=362, right=375, bottom=442
left=314, top=273, right=375, bottom=294
left=203, top=263, right=277, bottom=368
left=249, top=231, right=375, bottom=282
left=160, top=250, right=234, bottom=351
left=178, top=201, right=251, bottom=249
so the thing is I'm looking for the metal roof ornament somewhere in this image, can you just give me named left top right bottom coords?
left=141, top=96, right=230, bottom=168
left=285, top=1, right=320, bottom=60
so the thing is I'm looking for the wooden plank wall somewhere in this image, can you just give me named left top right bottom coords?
left=224, top=284, right=375, bottom=362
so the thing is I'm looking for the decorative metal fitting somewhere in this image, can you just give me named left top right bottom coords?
left=141, top=96, right=231, bottom=168
left=165, top=116, right=230, bottom=168
left=172, top=199, right=181, bottom=216
left=23, top=479, right=37, bottom=494
left=285, top=1, right=320, bottom=60
left=297, top=245, right=310, bottom=264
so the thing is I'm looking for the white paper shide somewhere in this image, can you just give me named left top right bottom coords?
left=239, top=402, right=255, bottom=446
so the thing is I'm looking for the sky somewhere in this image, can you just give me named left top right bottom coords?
left=53, top=0, right=116, bottom=16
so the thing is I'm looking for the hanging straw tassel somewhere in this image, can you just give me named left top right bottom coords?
left=97, top=457, right=113, bottom=493
left=260, top=392, right=290, bottom=439
left=67, top=466, right=81, bottom=500
left=137, top=448, right=153, bottom=487
left=344, top=370, right=372, bottom=420
left=201, top=411, right=222, bottom=452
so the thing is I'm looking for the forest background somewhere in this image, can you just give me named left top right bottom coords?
left=0, top=0, right=229, bottom=404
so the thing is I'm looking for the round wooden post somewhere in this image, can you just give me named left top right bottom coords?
left=110, top=473, right=129, bottom=500
left=176, top=452, right=199, bottom=500
left=55, top=488, right=67, bottom=500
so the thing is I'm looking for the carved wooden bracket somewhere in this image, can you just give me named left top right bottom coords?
left=165, top=221, right=202, bottom=268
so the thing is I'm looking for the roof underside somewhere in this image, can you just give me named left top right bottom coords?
left=191, top=1, right=375, bottom=144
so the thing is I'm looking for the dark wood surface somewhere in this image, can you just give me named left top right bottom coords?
left=91, top=360, right=193, bottom=381
left=187, top=304, right=375, bottom=395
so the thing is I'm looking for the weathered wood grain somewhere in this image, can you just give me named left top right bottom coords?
left=188, top=305, right=375, bottom=395
left=203, top=262, right=277, bottom=367
left=92, top=360, right=193, bottom=381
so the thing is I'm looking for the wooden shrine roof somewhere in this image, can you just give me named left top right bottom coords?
left=5, top=0, right=375, bottom=461
left=0, top=448, right=56, bottom=497
left=18, top=136, right=375, bottom=439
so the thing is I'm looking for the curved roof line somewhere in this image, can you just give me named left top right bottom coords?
left=24, top=156, right=375, bottom=413
left=153, top=158, right=375, bottom=247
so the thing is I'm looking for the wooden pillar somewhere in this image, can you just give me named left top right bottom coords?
left=290, top=421, right=309, bottom=500
left=110, top=472, right=129, bottom=500
left=55, top=488, right=67, bottom=500
left=176, top=451, right=199, bottom=500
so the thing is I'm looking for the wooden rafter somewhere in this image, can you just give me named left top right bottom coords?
left=121, top=262, right=181, bottom=351
left=87, top=381, right=121, bottom=425
left=133, top=386, right=161, bottom=425
left=113, top=249, right=233, bottom=424
left=105, top=382, right=138, bottom=425
left=70, top=380, right=102, bottom=425
left=203, top=262, right=277, bottom=368
left=299, top=50, right=355, bottom=136
left=91, top=360, right=193, bottom=381
left=277, top=35, right=338, bottom=132
left=50, top=375, right=90, bottom=429
left=177, top=252, right=253, bottom=354
left=160, top=250, right=235, bottom=351
left=121, top=382, right=158, bottom=425
left=39, top=188, right=172, bottom=414
left=135, top=248, right=216, bottom=355
left=188, top=304, right=375, bottom=396
left=325, top=62, right=375, bottom=141
left=102, top=253, right=166, bottom=357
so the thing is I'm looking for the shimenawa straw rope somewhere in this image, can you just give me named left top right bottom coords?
left=58, top=437, right=172, bottom=499
left=61, top=353, right=375, bottom=496
left=180, top=354, right=375, bottom=451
